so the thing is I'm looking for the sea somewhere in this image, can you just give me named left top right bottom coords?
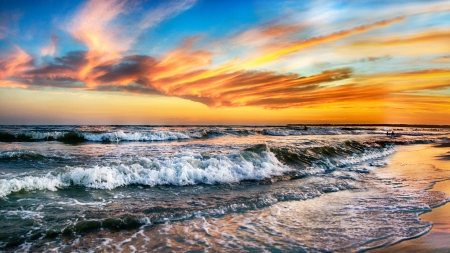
left=0, top=125, right=450, bottom=252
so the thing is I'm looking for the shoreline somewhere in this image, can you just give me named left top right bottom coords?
left=370, top=181, right=450, bottom=253
left=370, top=144, right=450, bottom=252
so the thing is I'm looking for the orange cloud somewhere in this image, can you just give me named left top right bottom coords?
left=145, top=67, right=450, bottom=109
left=163, top=68, right=353, bottom=108
left=358, top=69, right=450, bottom=92
left=0, top=44, right=33, bottom=82
left=339, top=30, right=450, bottom=59
left=348, top=30, right=450, bottom=51
left=0, top=79, right=28, bottom=88
left=154, top=47, right=213, bottom=81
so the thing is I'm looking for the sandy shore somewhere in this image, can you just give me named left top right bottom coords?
left=371, top=143, right=450, bottom=253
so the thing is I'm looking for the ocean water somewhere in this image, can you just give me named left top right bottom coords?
left=0, top=125, right=450, bottom=252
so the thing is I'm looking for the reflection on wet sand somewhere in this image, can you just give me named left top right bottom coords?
left=372, top=144, right=450, bottom=253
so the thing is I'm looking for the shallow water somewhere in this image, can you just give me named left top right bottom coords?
left=1, top=125, right=450, bottom=252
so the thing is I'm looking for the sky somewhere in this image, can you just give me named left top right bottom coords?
left=0, top=0, right=449, bottom=125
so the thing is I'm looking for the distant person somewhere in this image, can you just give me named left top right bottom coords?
left=303, top=126, right=308, bottom=131
left=391, top=130, right=395, bottom=136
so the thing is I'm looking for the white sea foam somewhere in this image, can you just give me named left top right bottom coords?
left=0, top=148, right=291, bottom=197
left=0, top=150, right=67, bottom=159
left=82, top=131, right=190, bottom=142
left=1, top=210, right=44, bottom=219
left=263, top=130, right=291, bottom=136
left=27, top=131, right=65, bottom=140
left=56, top=198, right=110, bottom=206
left=263, top=127, right=344, bottom=136
left=0, top=150, right=39, bottom=159
left=338, top=146, right=396, bottom=166
left=0, top=175, right=61, bottom=197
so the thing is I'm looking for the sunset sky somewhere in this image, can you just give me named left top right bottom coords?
left=1, top=0, right=449, bottom=125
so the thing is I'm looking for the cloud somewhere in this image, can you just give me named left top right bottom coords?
left=139, top=0, right=196, bottom=30
left=69, top=0, right=128, bottom=55
left=1, top=1, right=449, bottom=115
left=13, top=51, right=87, bottom=88
left=0, top=44, right=33, bottom=80
left=153, top=40, right=213, bottom=81
left=231, top=22, right=305, bottom=49
left=142, top=17, right=406, bottom=95
left=159, top=68, right=353, bottom=108
left=67, top=0, right=197, bottom=86
left=340, top=30, right=450, bottom=59
left=240, top=17, right=404, bottom=69
left=358, top=69, right=450, bottom=92
left=432, top=55, right=450, bottom=63
left=54, top=51, right=89, bottom=69
left=41, top=33, right=60, bottom=56
left=69, top=0, right=197, bottom=54
left=10, top=44, right=449, bottom=111
left=353, top=30, right=450, bottom=47
left=95, top=83, right=162, bottom=95
left=358, top=56, right=391, bottom=62
left=94, top=55, right=157, bottom=85
left=0, top=16, right=418, bottom=109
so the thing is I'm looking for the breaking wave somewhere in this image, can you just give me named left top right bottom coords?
left=0, top=125, right=448, bottom=143
left=0, top=144, right=289, bottom=197
left=0, top=142, right=395, bottom=198
left=0, top=151, right=47, bottom=160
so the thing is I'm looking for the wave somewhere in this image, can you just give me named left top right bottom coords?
left=0, top=130, right=192, bottom=143
left=0, top=151, right=46, bottom=160
left=0, top=141, right=395, bottom=198
left=82, top=131, right=190, bottom=142
left=0, top=125, right=448, bottom=143
left=0, top=150, right=71, bottom=161
left=0, top=144, right=290, bottom=197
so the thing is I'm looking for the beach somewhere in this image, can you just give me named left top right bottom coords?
left=57, top=143, right=450, bottom=253
left=2, top=0, right=450, bottom=251
left=371, top=143, right=450, bottom=253
left=1, top=125, right=449, bottom=252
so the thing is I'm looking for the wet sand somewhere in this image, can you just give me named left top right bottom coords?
left=371, top=143, right=450, bottom=253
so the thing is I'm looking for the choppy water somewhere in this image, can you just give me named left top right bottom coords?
left=1, top=125, right=450, bottom=252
